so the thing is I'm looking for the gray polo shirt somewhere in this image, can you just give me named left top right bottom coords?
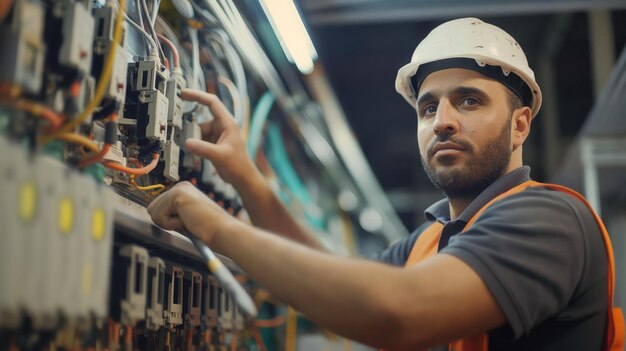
left=371, top=166, right=609, bottom=351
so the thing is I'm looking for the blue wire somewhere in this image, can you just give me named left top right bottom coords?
left=265, top=122, right=326, bottom=230
left=247, top=92, right=275, bottom=158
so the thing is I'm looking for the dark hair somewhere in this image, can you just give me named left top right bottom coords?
left=506, top=88, right=524, bottom=114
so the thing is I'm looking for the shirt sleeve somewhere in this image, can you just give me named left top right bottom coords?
left=440, top=188, right=594, bottom=339
left=369, top=221, right=433, bottom=266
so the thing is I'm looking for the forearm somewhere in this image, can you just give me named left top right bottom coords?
left=209, top=219, right=427, bottom=349
left=235, top=172, right=328, bottom=252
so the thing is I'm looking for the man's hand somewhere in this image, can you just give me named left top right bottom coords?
left=180, top=89, right=261, bottom=190
left=147, top=181, right=233, bottom=245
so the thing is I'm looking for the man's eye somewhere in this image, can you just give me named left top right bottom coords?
left=423, top=105, right=436, bottom=115
left=462, top=98, right=480, bottom=106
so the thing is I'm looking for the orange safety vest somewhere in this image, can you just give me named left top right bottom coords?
left=405, top=180, right=625, bottom=351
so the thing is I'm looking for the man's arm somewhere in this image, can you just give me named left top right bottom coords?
left=148, top=182, right=506, bottom=349
left=180, top=89, right=327, bottom=252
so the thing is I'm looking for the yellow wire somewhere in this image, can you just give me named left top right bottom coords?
left=340, top=211, right=357, bottom=256
left=129, top=175, right=165, bottom=193
left=285, top=306, right=297, bottom=351
left=56, top=133, right=100, bottom=154
left=41, top=0, right=126, bottom=144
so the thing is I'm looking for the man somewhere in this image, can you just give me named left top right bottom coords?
left=148, top=18, right=623, bottom=350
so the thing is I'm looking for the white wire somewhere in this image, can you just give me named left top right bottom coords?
left=208, top=31, right=246, bottom=124
left=140, top=0, right=164, bottom=63
left=150, top=0, right=160, bottom=26
left=221, top=0, right=289, bottom=100
left=113, top=0, right=157, bottom=50
left=124, top=11, right=158, bottom=49
left=189, top=28, right=206, bottom=92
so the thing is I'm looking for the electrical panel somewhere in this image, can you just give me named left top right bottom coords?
left=0, top=0, right=366, bottom=348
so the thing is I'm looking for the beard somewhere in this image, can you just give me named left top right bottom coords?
left=421, top=118, right=512, bottom=199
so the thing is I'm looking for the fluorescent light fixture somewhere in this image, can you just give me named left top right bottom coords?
left=259, top=0, right=318, bottom=74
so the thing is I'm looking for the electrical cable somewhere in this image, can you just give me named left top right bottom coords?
left=78, top=113, right=118, bottom=167
left=251, top=327, right=268, bottom=351
left=56, top=133, right=101, bottom=154
left=185, top=233, right=257, bottom=318
left=157, top=33, right=180, bottom=68
left=285, top=306, right=297, bottom=351
left=255, top=315, right=286, bottom=328
left=123, top=8, right=158, bottom=49
left=171, top=0, right=194, bottom=21
left=217, top=76, right=242, bottom=125
left=103, top=153, right=160, bottom=176
left=266, top=122, right=326, bottom=230
left=207, top=30, right=248, bottom=126
left=150, top=0, right=160, bottom=26
left=5, top=100, right=65, bottom=130
left=129, top=174, right=165, bottom=193
left=247, top=92, right=274, bottom=157
left=140, top=0, right=165, bottom=62
left=189, top=28, right=206, bottom=92
left=41, top=0, right=126, bottom=144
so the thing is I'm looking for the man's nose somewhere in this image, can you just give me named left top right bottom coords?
left=432, top=100, right=459, bottom=136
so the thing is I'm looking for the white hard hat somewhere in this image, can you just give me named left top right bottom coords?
left=395, top=18, right=542, bottom=118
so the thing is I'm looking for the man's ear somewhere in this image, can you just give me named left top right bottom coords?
left=511, top=106, right=532, bottom=150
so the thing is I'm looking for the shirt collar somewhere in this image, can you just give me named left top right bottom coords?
left=424, top=166, right=532, bottom=223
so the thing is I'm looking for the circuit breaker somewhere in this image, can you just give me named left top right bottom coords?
left=183, top=270, right=202, bottom=328
left=111, top=245, right=149, bottom=326
left=145, top=257, right=166, bottom=331
left=0, top=0, right=46, bottom=94
left=163, top=264, right=184, bottom=326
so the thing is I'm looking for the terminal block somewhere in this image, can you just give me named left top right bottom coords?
left=125, top=60, right=169, bottom=147
left=202, top=275, right=219, bottom=329
left=161, top=74, right=185, bottom=182
left=183, top=271, right=202, bottom=328
left=93, top=4, right=129, bottom=103
left=217, top=287, right=233, bottom=331
left=111, top=245, right=149, bottom=326
left=58, top=1, right=94, bottom=74
left=233, top=305, right=244, bottom=331
left=163, top=265, right=184, bottom=326
left=0, top=0, right=46, bottom=94
left=145, top=257, right=166, bottom=330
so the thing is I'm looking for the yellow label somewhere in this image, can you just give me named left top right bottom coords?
left=92, top=208, right=106, bottom=241
left=82, top=264, right=93, bottom=296
left=19, top=182, right=36, bottom=222
left=58, top=197, right=74, bottom=234
left=208, top=258, right=223, bottom=272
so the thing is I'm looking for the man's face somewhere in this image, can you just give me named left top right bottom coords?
left=416, top=68, right=514, bottom=198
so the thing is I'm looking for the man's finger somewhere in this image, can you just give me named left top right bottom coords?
left=155, top=215, right=184, bottom=231
left=185, top=138, right=220, bottom=160
left=180, top=89, right=234, bottom=124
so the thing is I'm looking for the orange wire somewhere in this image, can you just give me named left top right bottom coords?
left=124, top=326, right=133, bottom=344
left=104, top=153, right=160, bottom=176
left=255, top=315, right=286, bottom=328
left=6, top=100, right=65, bottom=130
left=70, top=81, right=81, bottom=98
left=0, top=0, right=13, bottom=23
left=79, top=113, right=118, bottom=167
left=251, top=327, right=268, bottom=351
left=157, top=33, right=180, bottom=68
